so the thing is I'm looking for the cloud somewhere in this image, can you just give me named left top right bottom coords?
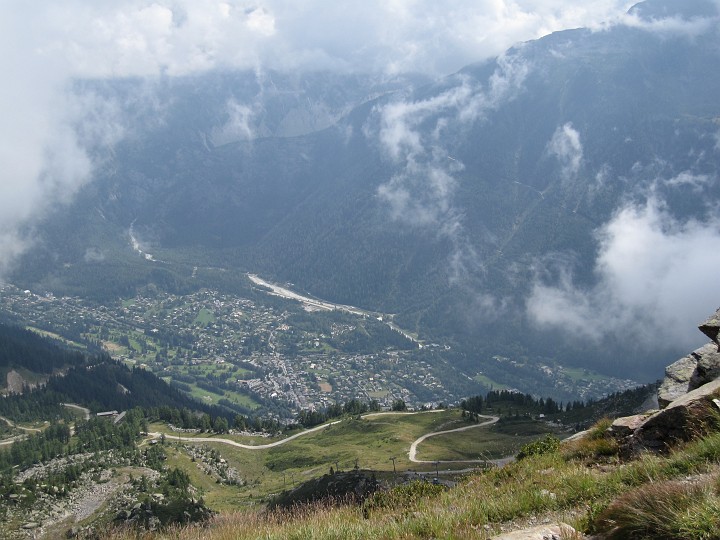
left=0, top=0, right=682, bottom=277
left=7, top=1, right=638, bottom=80
left=547, top=122, right=583, bottom=181
left=665, top=171, right=714, bottom=191
left=0, top=6, right=94, bottom=275
left=211, top=98, right=257, bottom=145
left=619, top=3, right=720, bottom=36
left=527, top=195, right=720, bottom=351
left=373, top=52, right=529, bottom=282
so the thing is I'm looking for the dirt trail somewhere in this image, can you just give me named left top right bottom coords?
left=408, top=414, right=500, bottom=463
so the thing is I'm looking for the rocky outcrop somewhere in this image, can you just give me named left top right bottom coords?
left=608, top=308, right=720, bottom=455
left=657, top=343, right=720, bottom=408
left=631, top=379, right=720, bottom=452
left=656, top=308, right=720, bottom=408
left=609, top=376, right=720, bottom=455
left=699, top=308, right=720, bottom=346
left=607, top=413, right=652, bottom=439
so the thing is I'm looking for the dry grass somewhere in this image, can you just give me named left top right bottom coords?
left=594, top=477, right=720, bottom=539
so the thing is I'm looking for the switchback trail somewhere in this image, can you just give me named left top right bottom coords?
left=408, top=414, right=500, bottom=464
left=0, top=415, right=42, bottom=433
left=149, top=410, right=508, bottom=467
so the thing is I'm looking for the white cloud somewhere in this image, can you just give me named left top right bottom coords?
left=374, top=52, right=529, bottom=282
left=2, top=0, right=708, bottom=277
left=619, top=11, right=720, bottom=37
left=8, top=1, right=638, bottom=80
left=665, top=171, right=714, bottom=191
left=211, top=98, right=257, bottom=145
left=547, top=122, right=583, bottom=181
left=527, top=195, right=720, bottom=351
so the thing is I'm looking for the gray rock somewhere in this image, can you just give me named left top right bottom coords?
left=658, top=343, right=720, bottom=408
left=658, top=353, right=699, bottom=408
left=608, top=414, right=651, bottom=438
left=22, top=522, right=39, bottom=530
left=693, top=344, right=720, bottom=386
left=630, top=378, right=720, bottom=453
left=699, top=308, right=720, bottom=346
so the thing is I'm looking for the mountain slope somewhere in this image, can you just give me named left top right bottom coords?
left=13, top=0, right=720, bottom=385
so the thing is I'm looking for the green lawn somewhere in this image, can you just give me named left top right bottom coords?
left=473, top=373, right=511, bottom=390
left=193, top=308, right=216, bottom=327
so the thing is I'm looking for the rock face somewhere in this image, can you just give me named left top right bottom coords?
left=657, top=343, right=720, bottom=408
left=607, top=414, right=652, bottom=439
left=699, top=308, right=720, bottom=346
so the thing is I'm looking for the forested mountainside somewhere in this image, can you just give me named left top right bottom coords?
left=12, top=0, right=720, bottom=384
left=0, top=324, right=227, bottom=422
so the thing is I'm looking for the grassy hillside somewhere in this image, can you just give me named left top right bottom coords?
left=104, top=408, right=720, bottom=539
left=144, top=409, right=566, bottom=510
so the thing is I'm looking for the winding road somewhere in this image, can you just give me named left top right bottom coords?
left=2, top=405, right=510, bottom=468
left=0, top=404, right=91, bottom=447
left=0, top=415, right=42, bottom=433
left=148, top=420, right=344, bottom=449
left=0, top=415, right=43, bottom=446
left=149, top=410, right=509, bottom=468
left=408, top=414, right=500, bottom=463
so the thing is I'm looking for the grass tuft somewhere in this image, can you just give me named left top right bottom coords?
left=594, top=479, right=720, bottom=540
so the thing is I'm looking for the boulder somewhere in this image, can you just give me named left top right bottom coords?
left=607, top=414, right=652, bottom=438
left=630, top=378, right=720, bottom=453
left=657, top=343, right=720, bottom=408
left=693, top=344, right=720, bottom=386
left=658, top=353, right=698, bottom=408
left=699, top=308, right=720, bottom=346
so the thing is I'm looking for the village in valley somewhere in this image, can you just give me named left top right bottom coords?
left=0, top=282, right=450, bottom=420
left=0, top=278, right=638, bottom=422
